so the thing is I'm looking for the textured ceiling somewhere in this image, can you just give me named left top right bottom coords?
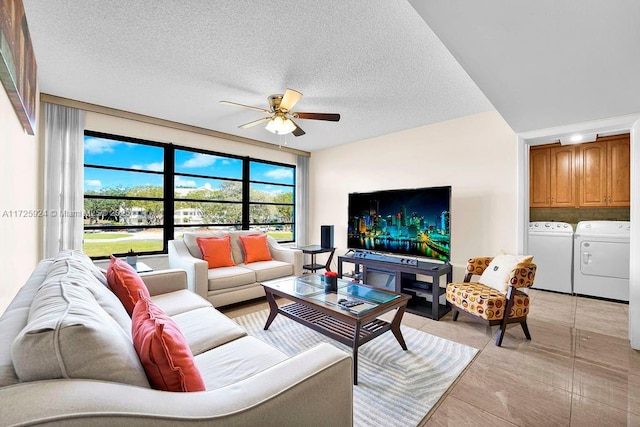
left=22, top=0, right=493, bottom=152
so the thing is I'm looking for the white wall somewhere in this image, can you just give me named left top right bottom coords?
left=0, top=91, right=41, bottom=314
left=308, top=111, right=518, bottom=280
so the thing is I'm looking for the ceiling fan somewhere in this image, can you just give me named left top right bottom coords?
left=220, top=88, right=340, bottom=137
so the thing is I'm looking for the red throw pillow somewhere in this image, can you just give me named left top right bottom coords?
left=196, top=236, right=236, bottom=268
left=106, top=255, right=150, bottom=315
left=132, top=295, right=206, bottom=392
left=239, top=234, right=272, bottom=263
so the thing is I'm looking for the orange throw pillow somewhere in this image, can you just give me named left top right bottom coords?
left=239, top=234, right=272, bottom=263
left=196, top=236, right=235, bottom=268
left=106, top=255, right=150, bottom=315
left=132, top=295, right=206, bottom=392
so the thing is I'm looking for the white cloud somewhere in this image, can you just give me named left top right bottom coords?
left=84, top=137, right=120, bottom=154
left=85, top=179, right=102, bottom=188
left=131, top=161, right=164, bottom=171
left=182, top=153, right=217, bottom=168
left=146, top=162, right=164, bottom=172
left=265, top=168, right=293, bottom=180
left=175, top=176, right=196, bottom=188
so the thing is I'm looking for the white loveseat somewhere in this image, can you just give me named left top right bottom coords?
left=0, top=251, right=352, bottom=426
left=168, top=230, right=303, bottom=307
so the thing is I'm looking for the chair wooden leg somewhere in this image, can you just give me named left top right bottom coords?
left=451, top=308, right=459, bottom=321
left=520, top=319, right=531, bottom=340
left=495, top=286, right=517, bottom=346
left=495, top=323, right=507, bottom=346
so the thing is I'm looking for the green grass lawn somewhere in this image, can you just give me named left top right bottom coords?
left=83, top=233, right=132, bottom=240
left=83, top=241, right=161, bottom=257
left=266, top=231, right=292, bottom=240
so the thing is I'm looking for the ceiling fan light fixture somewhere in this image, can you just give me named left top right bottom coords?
left=265, top=115, right=296, bottom=135
left=221, top=88, right=338, bottom=138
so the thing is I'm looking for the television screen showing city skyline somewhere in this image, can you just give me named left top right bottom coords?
left=347, top=186, right=451, bottom=262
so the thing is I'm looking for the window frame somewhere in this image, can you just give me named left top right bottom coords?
left=83, top=131, right=296, bottom=259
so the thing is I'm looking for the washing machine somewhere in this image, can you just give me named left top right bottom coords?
left=528, top=221, right=574, bottom=293
left=573, top=220, right=630, bottom=301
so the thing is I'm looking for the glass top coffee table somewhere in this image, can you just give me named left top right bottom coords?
left=262, top=275, right=410, bottom=385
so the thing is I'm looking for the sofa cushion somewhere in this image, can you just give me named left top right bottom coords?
left=132, top=295, right=206, bottom=392
left=239, top=234, right=273, bottom=263
left=106, top=256, right=151, bottom=315
left=194, top=336, right=288, bottom=390
left=170, top=307, right=247, bottom=355
left=229, top=230, right=263, bottom=264
left=183, top=231, right=228, bottom=259
left=11, top=280, right=150, bottom=388
left=47, top=251, right=132, bottom=334
left=151, top=289, right=212, bottom=317
left=196, top=235, right=236, bottom=268
left=243, top=260, right=294, bottom=282
left=478, top=253, right=534, bottom=293
left=51, top=250, right=110, bottom=287
left=0, top=260, right=53, bottom=387
left=207, top=266, right=257, bottom=291
left=446, top=282, right=531, bottom=321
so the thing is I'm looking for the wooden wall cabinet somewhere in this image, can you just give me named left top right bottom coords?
left=530, top=145, right=577, bottom=207
left=578, top=135, right=630, bottom=207
left=530, top=134, right=630, bottom=208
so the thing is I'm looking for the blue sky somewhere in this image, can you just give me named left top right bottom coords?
left=84, top=136, right=294, bottom=194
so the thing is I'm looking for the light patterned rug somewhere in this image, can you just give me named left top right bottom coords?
left=234, top=310, right=478, bottom=427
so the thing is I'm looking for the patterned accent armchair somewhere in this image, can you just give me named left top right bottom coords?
left=445, top=257, right=537, bottom=346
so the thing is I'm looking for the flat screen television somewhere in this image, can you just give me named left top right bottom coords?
left=347, top=186, right=451, bottom=262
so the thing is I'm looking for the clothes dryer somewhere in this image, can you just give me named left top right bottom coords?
left=573, top=221, right=630, bottom=301
left=528, top=222, right=574, bottom=293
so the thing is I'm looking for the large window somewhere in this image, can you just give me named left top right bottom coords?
left=83, top=131, right=296, bottom=258
left=249, top=160, right=295, bottom=240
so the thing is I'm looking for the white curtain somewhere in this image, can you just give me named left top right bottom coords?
left=42, top=103, right=86, bottom=258
left=295, top=154, right=309, bottom=246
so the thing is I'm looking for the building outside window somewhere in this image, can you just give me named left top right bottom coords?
left=83, top=131, right=296, bottom=258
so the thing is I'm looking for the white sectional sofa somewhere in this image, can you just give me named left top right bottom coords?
left=168, top=230, right=303, bottom=307
left=0, top=251, right=352, bottom=426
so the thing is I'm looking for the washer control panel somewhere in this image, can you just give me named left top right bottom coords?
left=529, top=221, right=573, bottom=233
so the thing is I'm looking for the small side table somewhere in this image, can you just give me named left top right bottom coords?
left=132, top=261, right=153, bottom=273
left=294, top=245, right=336, bottom=273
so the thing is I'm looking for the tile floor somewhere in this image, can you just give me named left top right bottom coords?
left=221, top=289, right=640, bottom=426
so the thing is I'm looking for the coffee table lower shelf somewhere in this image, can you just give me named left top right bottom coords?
left=279, top=302, right=391, bottom=346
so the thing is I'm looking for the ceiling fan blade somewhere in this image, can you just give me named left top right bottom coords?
left=279, top=89, right=303, bottom=112
left=220, top=100, right=271, bottom=114
left=294, top=112, right=341, bottom=122
left=290, top=119, right=306, bottom=137
left=238, top=117, right=271, bottom=129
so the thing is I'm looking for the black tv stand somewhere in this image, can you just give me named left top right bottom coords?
left=337, top=253, right=452, bottom=320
